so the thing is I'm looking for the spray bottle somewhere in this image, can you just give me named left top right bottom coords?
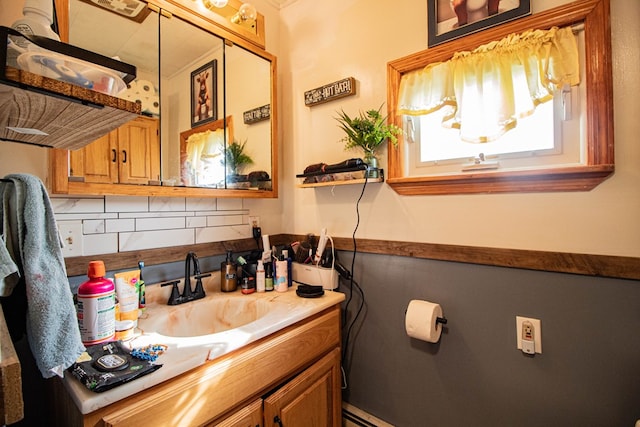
left=12, top=0, right=60, bottom=41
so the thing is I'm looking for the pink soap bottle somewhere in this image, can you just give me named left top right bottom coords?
left=77, top=261, right=116, bottom=346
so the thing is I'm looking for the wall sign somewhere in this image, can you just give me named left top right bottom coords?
left=304, top=77, right=356, bottom=107
left=243, top=104, right=271, bottom=124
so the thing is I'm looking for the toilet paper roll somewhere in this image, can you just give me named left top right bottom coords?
left=136, top=79, right=156, bottom=95
left=405, top=299, right=444, bottom=343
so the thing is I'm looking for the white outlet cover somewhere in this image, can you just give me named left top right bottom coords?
left=516, top=316, right=542, bottom=354
left=58, top=220, right=84, bottom=257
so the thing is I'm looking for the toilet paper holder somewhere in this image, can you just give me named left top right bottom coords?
left=405, top=300, right=448, bottom=343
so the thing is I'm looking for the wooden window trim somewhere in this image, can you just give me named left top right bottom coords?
left=386, top=0, right=613, bottom=195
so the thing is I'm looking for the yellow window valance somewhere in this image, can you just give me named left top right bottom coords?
left=397, top=26, right=580, bottom=143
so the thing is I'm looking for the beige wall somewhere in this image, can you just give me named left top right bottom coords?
left=277, top=0, right=640, bottom=257
left=2, top=0, right=637, bottom=258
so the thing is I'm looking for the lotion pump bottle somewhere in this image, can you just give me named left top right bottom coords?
left=12, top=0, right=60, bottom=41
left=220, top=250, right=237, bottom=292
left=256, top=260, right=265, bottom=293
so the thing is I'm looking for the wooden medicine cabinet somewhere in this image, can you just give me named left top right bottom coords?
left=49, top=0, right=278, bottom=199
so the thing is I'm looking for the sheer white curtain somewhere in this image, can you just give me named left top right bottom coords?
left=398, top=26, right=580, bottom=143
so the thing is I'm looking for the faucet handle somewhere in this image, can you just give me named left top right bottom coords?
left=161, top=280, right=181, bottom=305
left=193, top=273, right=211, bottom=300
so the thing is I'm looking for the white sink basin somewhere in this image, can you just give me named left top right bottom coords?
left=137, top=296, right=271, bottom=337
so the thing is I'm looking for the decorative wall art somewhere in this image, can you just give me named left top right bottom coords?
left=428, top=0, right=530, bottom=47
left=191, top=59, right=218, bottom=127
left=304, top=77, right=356, bottom=107
left=243, top=104, right=271, bottom=124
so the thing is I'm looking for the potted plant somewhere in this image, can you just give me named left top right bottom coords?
left=336, top=104, right=402, bottom=177
left=223, top=139, right=254, bottom=187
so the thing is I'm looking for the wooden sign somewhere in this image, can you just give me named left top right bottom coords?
left=304, top=77, right=356, bottom=107
left=243, top=104, right=270, bottom=124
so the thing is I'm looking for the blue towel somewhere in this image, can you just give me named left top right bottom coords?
left=1, top=174, right=85, bottom=378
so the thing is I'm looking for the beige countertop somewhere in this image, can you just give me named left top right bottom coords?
left=62, top=275, right=344, bottom=415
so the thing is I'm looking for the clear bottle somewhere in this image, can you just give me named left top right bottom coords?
left=256, top=260, right=266, bottom=293
left=77, top=260, right=116, bottom=346
left=220, top=250, right=238, bottom=292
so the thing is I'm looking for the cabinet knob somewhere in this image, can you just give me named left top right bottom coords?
left=274, top=415, right=283, bottom=427
left=112, top=149, right=117, bottom=163
left=122, top=150, right=127, bottom=163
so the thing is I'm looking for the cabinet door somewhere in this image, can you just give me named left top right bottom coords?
left=118, top=116, right=160, bottom=185
left=264, top=348, right=341, bottom=427
left=69, top=131, right=118, bottom=183
left=206, top=399, right=263, bottom=427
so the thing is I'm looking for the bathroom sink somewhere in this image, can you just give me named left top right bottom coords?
left=137, top=295, right=271, bottom=337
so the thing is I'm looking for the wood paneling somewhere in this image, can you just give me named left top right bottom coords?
left=64, top=235, right=640, bottom=281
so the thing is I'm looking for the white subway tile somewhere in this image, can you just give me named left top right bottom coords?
left=105, top=218, right=135, bottom=233
left=149, top=197, right=185, bottom=212
left=120, top=229, right=195, bottom=251
left=83, top=219, right=105, bottom=234
left=216, top=198, right=243, bottom=211
left=51, top=197, right=104, bottom=214
left=118, top=211, right=194, bottom=219
left=186, top=216, right=207, bottom=228
left=106, top=196, right=149, bottom=212
left=136, top=217, right=186, bottom=231
left=83, top=233, right=118, bottom=256
left=55, top=213, right=118, bottom=221
left=195, top=224, right=251, bottom=244
left=207, top=215, right=245, bottom=227
left=186, top=198, right=217, bottom=211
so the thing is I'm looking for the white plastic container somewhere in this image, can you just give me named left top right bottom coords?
left=77, top=261, right=116, bottom=346
left=12, top=0, right=60, bottom=41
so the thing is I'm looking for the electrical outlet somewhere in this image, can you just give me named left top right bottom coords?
left=58, top=220, right=84, bottom=257
left=249, top=216, right=260, bottom=228
left=516, top=316, right=542, bottom=354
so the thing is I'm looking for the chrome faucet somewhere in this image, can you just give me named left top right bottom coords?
left=161, top=252, right=210, bottom=305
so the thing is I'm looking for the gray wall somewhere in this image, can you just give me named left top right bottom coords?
left=338, top=251, right=640, bottom=427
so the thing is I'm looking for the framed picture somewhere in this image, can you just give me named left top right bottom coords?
left=428, top=0, right=530, bottom=47
left=190, top=59, right=218, bottom=128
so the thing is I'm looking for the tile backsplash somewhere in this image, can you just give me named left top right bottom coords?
left=52, top=196, right=252, bottom=257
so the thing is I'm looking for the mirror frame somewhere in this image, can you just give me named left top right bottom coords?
left=386, top=0, right=613, bottom=195
left=49, top=0, right=278, bottom=199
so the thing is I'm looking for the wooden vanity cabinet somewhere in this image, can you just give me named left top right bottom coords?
left=263, top=348, right=341, bottom=426
left=207, top=399, right=263, bottom=427
left=69, top=116, right=160, bottom=185
left=50, top=304, right=342, bottom=427
left=208, top=348, right=342, bottom=427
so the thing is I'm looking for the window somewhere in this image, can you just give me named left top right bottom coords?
left=406, top=83, right=583, bottom=175
left=386, top=0, right=613, bottom=195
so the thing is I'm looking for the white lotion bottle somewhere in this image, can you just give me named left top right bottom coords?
left=256, top=260, right=265, bottom=293
left=12, top=0, right=60, bottom=41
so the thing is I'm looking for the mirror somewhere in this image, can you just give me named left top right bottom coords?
left=53, top=0, right=277, bottom=198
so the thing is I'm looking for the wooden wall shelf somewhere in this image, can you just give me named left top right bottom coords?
left=297, top=169, right=384, bottom=188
